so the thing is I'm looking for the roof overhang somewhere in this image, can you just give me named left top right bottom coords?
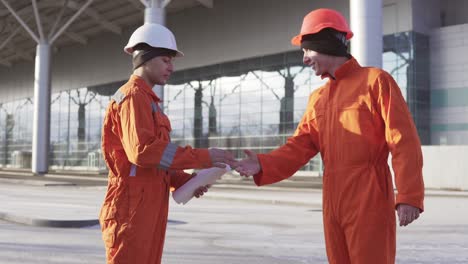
left=0, top=0, right=213, bottom=67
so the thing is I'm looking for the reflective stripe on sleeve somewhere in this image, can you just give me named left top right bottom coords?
left=129, top=164, right=137, bottom=177
left=159, top=142, right=177, bottom=169
left=151, top=101, right=159, bottom=113
left=111, top=90, right=126, bottom=104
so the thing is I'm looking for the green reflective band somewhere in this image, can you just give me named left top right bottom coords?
left=431, top=123, right=468, bottom=132
left=432, top=88, right=468, bottom=108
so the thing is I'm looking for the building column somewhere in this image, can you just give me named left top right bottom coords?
left=1, top=0, right=95, bottom=174
left=32, top=43, right=51, bottom=174
left=145, top=1, right=165, bottom=24
left=350, top=0, right=383, bottom=67
left=145, top=0, right=166, bottom=105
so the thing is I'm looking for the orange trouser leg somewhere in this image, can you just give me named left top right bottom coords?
left=103, top=178, right=170, bottom=264
left=129, top=179, right=169, bottom=264
left=324, top=209, right=396, bottom=264
left=323, top=212, right=351, bottom=264
left=323, top=165, right=397, bottom=264
left=344, top=208, right=396, bottom=264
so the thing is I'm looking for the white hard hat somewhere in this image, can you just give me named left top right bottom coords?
left=124, top=23, right=184, bottom=57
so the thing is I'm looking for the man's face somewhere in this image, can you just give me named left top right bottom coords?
left=302, top=49, right=331, bottom=76
left=144, top=55, right=174, bottom=85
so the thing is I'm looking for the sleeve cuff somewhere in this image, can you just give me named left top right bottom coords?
left=253, top=154, right=269, bottom=186
left=170, top=171, right=194, bottom=191
left=396, top=193, right=424, bottom=212
left=196, top=148, right=212, bottom=168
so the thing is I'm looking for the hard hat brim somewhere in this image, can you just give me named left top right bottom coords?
left=291, top=35, right=302, bottom=46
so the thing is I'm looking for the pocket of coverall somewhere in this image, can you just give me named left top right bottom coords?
left=336, top=103, right=374, bottom=164
left=154, top=111, right=172, bottom=139
left=308, top=108, right=325, bottom=145
left=312, top=111, right=325, bottom=131
left=338, top=103, right=374, bottom=134
left=101, top=205, right=118, bottom=248
left=158, top=112, right=172, bottom=131
left=127, top=181, right=145, bottom=221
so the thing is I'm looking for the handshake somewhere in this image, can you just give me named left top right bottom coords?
left=208, top=148, right=260, bottom=177
left=175, top=148, right=261, bottom=205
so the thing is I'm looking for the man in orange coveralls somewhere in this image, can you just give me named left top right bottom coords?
left=99, top=23, right=235, bottom=264
left=234, top=8, right=425, bottom=264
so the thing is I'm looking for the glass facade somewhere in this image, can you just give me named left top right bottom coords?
left=165, top=51, right=325, bottom=172
left=0, top=33, right=431, bottom=170
left=48, top=88, right=112, bottom=169
left=0, top=85, right=114, bottom=170
left=383, top=31, right=431, bottom=144
left=0, top=98, right=34, bottom=167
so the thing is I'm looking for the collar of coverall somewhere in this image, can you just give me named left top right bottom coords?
left=129, top=74, right=162, bottom=102
left=321, top=56, right=360, bottom=80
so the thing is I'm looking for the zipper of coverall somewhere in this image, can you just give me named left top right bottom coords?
left=152, top=100, right=171, bottom=183
left=328, top=79, right=342, bottom=221
left=325, top=80, right=336, bottom=220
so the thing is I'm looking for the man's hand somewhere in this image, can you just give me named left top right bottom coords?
left=234, top=150, right=261, bottom=177
left=396, top=204, right=421, bottom=226
left=208, top=148, right=237, bottom=167
left=194, top=184, right=211, bottom=198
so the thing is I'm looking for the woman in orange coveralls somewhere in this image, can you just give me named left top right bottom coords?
left=99, top=23, right=235, bottom=264
left=234, top=9, right=425, bottom=264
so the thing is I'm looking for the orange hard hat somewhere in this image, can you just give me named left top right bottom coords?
left=291, top=8, right=353, bottom=46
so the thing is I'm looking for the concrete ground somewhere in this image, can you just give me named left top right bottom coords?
left=0, top=171, right=467, bottom=263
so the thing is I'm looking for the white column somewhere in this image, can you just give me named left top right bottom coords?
left=145, top=5, right=165, bottom=24
left=1, top=0, right=94, bottom=174
left=350, top=0, right=383, bottom=67
left=32, top=43, right=51, bottom=174
left=145, top=0, right=166, bottom=107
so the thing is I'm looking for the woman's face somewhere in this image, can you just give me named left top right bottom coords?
left=144, top=55, right=174, bottom=85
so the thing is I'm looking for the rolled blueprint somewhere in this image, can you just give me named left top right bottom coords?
left=172, top=164, right=231, bottom=205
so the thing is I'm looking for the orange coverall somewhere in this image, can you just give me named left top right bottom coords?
left=254, top=58, right=424, bottom=264
left=99, top=75, right=212, bottom=264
